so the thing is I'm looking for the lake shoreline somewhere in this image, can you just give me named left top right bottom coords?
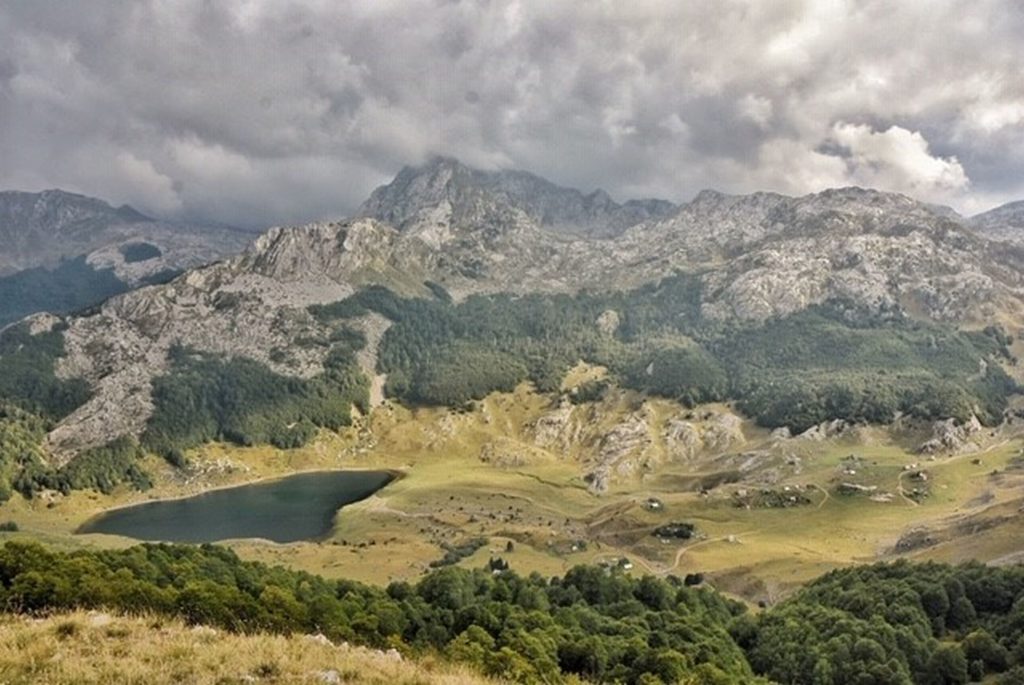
left=74, top=467, right=405, bottom=539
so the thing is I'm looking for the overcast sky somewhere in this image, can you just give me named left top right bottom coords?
left=1, top=1, right=1022, bottom=228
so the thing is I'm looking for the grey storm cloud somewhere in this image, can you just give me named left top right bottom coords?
left=1, top=0, right=1022, bottom=228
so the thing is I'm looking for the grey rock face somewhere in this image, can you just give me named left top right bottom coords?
left=918, top=416, right=983, bottom=454
left=0, top=188, right=256, bottom=287
left=22, top=160, right=1024, bottom=457
left=972, top=200, right=1024, bottom=244
left=0, top=189, right=151, bottom=274
left=359, top=156, right=677, bottom=239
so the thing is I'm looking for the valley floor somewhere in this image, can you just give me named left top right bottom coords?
left=3, top=383, right=1024, bottom=603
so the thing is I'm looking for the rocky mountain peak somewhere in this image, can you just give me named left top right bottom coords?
left=0, top=189, right=153, bottom=238
left=800, top=186, right=926, bottom=213
left=357, top=156, right=474, bottom=230
left=19, top=160, right=1024, bottom=455
left=657, top=185, right=957, bottom=247
left=359, top=156, right=677, bottom=239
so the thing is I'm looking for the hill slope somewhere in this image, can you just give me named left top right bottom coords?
left=973, top=200, right=1024, bottom=244
left=0, top=158, right=1021, bottom=486
left=4, top=541, right=1024, bottom=683
left=0, top=189, right=257, bottom=326
left=0, top=611, right=492, bottom=685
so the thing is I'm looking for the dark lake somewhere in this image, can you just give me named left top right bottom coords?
left=76, top=470, right=395, bottom=543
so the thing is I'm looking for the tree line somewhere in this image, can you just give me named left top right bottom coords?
left=142, top=343, right=369, bottom=464
left=4, top=542, right=1024, bottom=683
left=0, top=275, right=1016, bottom=500
left=313, top=278, right=1017, bottom=432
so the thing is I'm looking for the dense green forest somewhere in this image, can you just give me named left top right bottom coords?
left=0, top=257, right=127, bottom=327
left=0, top=403, right=48, bottom=502
left=0, top=252, right=181, bottom=327
left=0, top=319, right=369, bottom=497
left=0, top=322, right=91, bottom=420
left=12, top=436, right=152, bottom=499
left=3, top=541, right=1024, bottom=683
left=312, top=278, right=1018, bottom=432
left=143, top=343, right=370, bottom=464
left=0, top=403, right=151, bottom=501
left=746, top=560, right=1024, bottom=684
left=0, top=274, right=1016, bottom=500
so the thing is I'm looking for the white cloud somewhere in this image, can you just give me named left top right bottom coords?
left=737, top=94, right=774, bottom=129
left=0, top=0, right=1021, bottom=225
left=110, top=151, right=183, bottom=214
left=829, top=123, right=970, bottom=198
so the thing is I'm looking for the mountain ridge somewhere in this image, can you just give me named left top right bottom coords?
left=972, top=199, right=1024, bottom=244
left=0, top=188, right=260, bottom=326
left=358, top=155, right=679, bottom=240
left=3, top=158, right=1024, bottom=459
left=0, top=187, right=257, bottom=274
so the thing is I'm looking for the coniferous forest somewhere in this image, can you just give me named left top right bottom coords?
left=0, top=275, right=1017, bottom=502
left=313, top=278, right=1017, bottom=433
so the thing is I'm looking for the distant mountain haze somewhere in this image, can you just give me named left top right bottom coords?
left=0, top=189, right=259, bottom=325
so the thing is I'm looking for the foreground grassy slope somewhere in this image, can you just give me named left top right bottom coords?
left=0, top=541, right=758, bottom=683
left=5, top=542, right=1024, bottom=683
left=0, top=611, right=492, bottom=685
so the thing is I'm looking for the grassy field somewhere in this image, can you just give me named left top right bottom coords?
left=0, top=611, right=492, bottom=685
left=3, top=381, right=1024, bottom=601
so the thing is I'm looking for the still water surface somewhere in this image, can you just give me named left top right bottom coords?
left=77, top=470, right=394, bottom=543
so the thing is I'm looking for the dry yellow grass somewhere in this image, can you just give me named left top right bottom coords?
left=4, top=381, right=1024, bottom=603
left=0, top=611, right=497, bottom=685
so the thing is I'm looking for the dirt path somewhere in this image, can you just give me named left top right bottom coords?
left=591, top=530, right=761, bottom=577
left=809, top=484, right=831, bottom=510
left=651, top=529, right=763, bottom=576
left=895, top=471, right=919, bottom=507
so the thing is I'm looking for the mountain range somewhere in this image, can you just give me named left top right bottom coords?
left=3, top=156, right=1024, bottom=466
left=0, top=189, right=257, bottom=326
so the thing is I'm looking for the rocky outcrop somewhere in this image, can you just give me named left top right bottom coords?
left=918, top=416, right=984, bottom=454
left=595, top=310, right=620, bottom=336
left=530, top=398, right=583, bottom=453
left=663, top=410, right=747, bottom=463
left=585, top=410, right=655, bottom=493
left=664, top=419, right=702, bottom=461
left=798, top=420, right=852, bottom=441
left=703, top=411, right=746, bottom=451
